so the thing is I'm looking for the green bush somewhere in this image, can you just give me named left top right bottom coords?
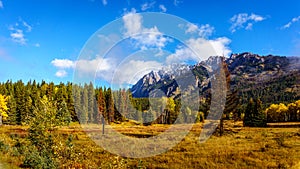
left=23, top=146, right=58, bottom=169
left=0, top=140, right=9, bottom=152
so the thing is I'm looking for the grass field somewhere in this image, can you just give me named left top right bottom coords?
left=0, top=121, right=300, bottom=168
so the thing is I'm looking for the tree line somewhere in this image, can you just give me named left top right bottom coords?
left=0, top=79, right=299, bottom=127
left=0, top=80, right=202, bottom=126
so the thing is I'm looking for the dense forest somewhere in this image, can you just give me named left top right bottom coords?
left=0, top=80, right=197, bottom=126
left=0, top=79, right=300, bottom=127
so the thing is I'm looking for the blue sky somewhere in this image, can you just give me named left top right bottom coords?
left=0, top=0, right=300, bottom=85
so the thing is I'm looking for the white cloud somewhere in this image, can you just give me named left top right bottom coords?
left=159, top=4, right=167, bottom=12
left=51, top=57, right=112, bottom=79
left=102, top=0, right=107, bottom=6
left=52, top=57, right=110, bottom=74
left=122, top=9, right=170, bottom=50
left=282, top=16, right=300, bottom=29
left=0, top=0, right=3, bottom=9
left=51, top=56, right=163, bottom=85
left=123, top=9, right=142, bottom=36
left=55, top=70, right=68, bottom=78
left=166, top=37, right=231, bottom=64
left=230, top=13, right=265, bottom=33
left=10, top=29, right=26, bottom=45
left=208, top=37, right=232, bottom=56
left=183, top=23, right=214, bottom=38
left=51, top=59, right=75, bottom=69
left=248, top=14, right=265, bottom=22
left=131, top=26, right=170, bottom=50
left=76, top=57, right=111, bottom=74
left=34, top=43, right=40, bottom=47
left=141, top=1, right=156, bottom=11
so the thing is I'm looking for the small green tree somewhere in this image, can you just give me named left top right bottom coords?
left=56, top=100, right=72, bottom=126
left=24, top=95, right=75, bottom=169
left=24, top=95, right=59, bottom=168
left=243, top=98, right=266, bottom=127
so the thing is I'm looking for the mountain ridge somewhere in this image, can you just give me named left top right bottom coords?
left=130, top=52, right=300, bottom=107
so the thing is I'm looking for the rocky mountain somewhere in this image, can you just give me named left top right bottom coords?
left=130, top=52, right=300, bottom=106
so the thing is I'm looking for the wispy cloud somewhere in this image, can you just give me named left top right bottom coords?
left=181, top=23, right=215, bottom=38
left=10, top=29, right=26, bottom=45
left=282, top=16, right=300, bottom=29
left=141, top=1, right=156, bottom=11
left=8, top=18, right=33, bottom=45
left=173, top=0, right=182, bottom=6
left=102, top=0, right=107, bottom=6
left=34, top=43, right=40, bottom=47
left=159, top=4, right=167, bottom=12
left=0, top=0, right=3, bottom=9
left=230, top=13, right=265, bottom=33
left=21, top=20, right=32, bottom=32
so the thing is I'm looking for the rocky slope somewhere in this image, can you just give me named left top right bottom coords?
left=130, top=52, right=300, bottom=105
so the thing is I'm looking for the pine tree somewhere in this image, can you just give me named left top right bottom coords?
left=244, top=98, right=266, bottom=127
left=6, top=95, right=17, bottom=125
left=106, top=88, right=114, bottom=123
left=126, top=89, right=135, bottom=120
left=244, top=98, right=255, bottom=126
left=97, top=87, right=106, bottom=124
left=80, top=85, right=89, bottom=124
left=252, top=99, right=266, bottom=126
left=24, top=95, right=73, bottom=168
left=87, top=82, right=95, bottom=123
left=73, top=85, right=84, bottom=124
left=56, top=100, right=72, bottom=126
left=66, top=82, right=76, bottom=122
left=14, top=80, right=26, bottom=125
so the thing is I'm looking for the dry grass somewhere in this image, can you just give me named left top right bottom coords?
left=0, top=121, right=300, bottom=168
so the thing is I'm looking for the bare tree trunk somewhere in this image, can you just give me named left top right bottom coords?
left=219, top=118, right=223, bottom=136
left=102, top=116, right=105, bottom=135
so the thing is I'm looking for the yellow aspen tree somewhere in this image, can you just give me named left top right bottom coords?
left=0, top=94, right=9, bottom=125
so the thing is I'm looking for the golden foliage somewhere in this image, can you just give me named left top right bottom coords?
left=0, top=94, right=8, bottom=119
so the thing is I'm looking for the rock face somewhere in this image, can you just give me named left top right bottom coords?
left=130, top=52, right=300, bottom=104
left=130, top=63, right=194, bottom=98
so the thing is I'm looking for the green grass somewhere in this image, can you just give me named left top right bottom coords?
left=0, top=121, right=300, bottom=168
